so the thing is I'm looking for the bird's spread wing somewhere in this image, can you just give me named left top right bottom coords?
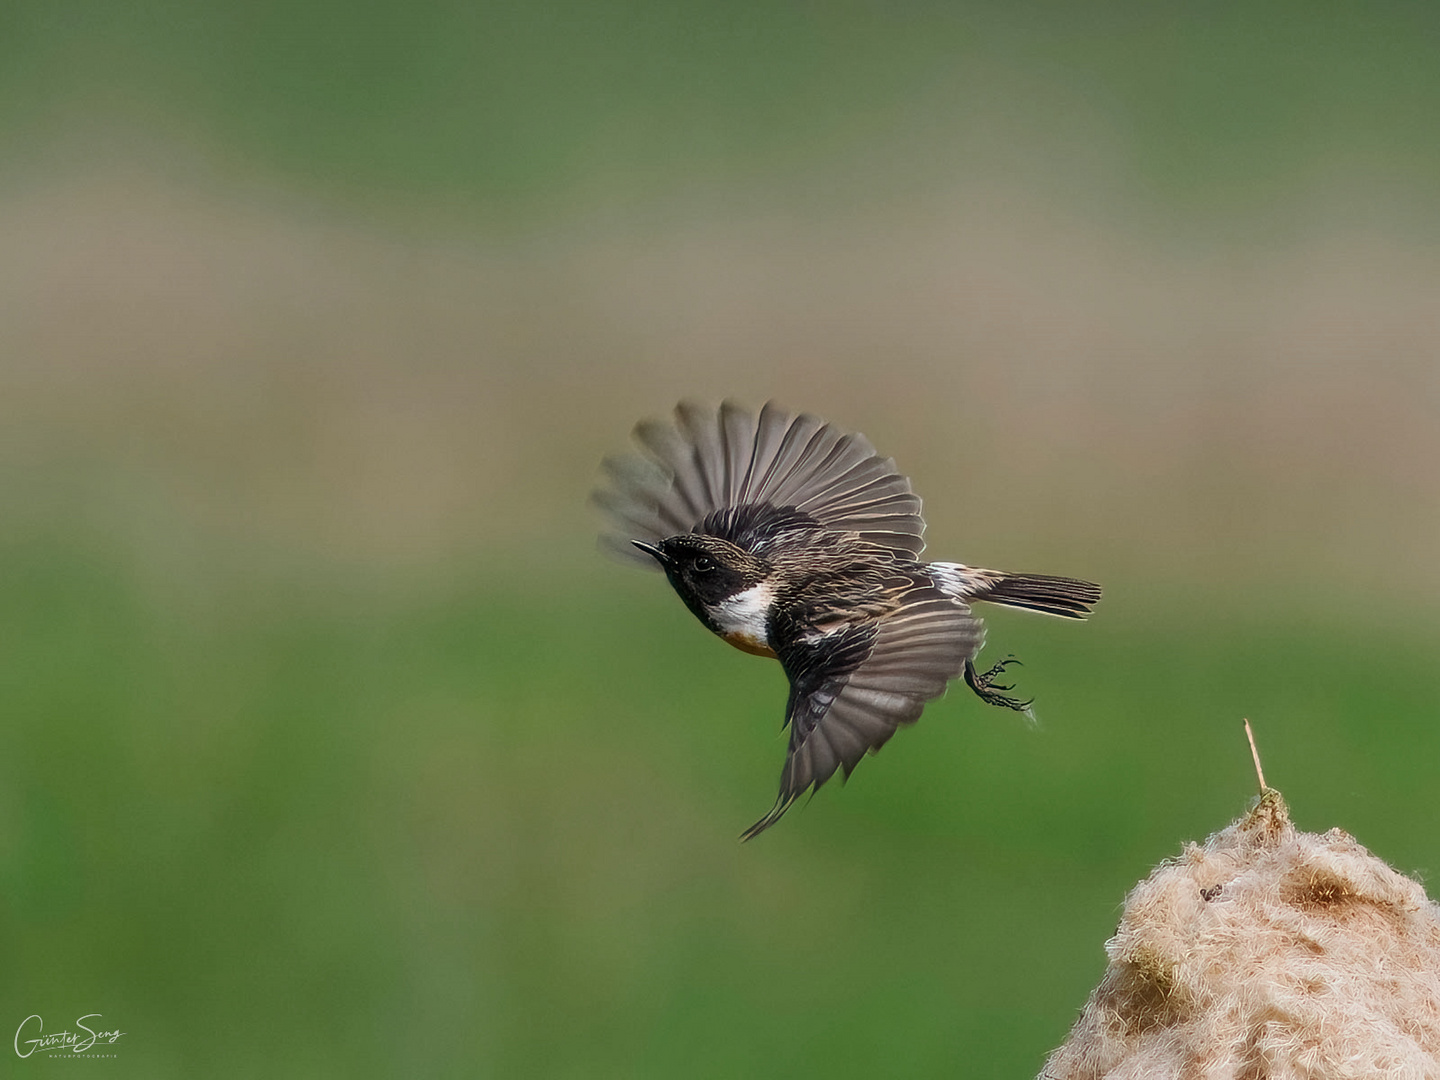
left=742, top=585, right=983, bottom=840
left=594, top=400, right=925, bottom=562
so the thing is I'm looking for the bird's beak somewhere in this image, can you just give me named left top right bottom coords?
left=631, top=540, right=669, bottom=565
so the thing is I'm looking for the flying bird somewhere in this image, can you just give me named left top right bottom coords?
left=594, top=401, right=1101, bottom=839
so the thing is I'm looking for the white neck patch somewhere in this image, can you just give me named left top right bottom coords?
left=710, top=582, right=774, bottom=643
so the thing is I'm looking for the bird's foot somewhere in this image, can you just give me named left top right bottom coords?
left=964, top=656, right=1033, bottom=713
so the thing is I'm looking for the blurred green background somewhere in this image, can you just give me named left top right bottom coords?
left=3, top=2, right=1440, bottom=1075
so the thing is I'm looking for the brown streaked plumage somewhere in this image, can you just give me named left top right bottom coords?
left=596, top=401, right=1102, bottom=839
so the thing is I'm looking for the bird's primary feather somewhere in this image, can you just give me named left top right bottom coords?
left=596, top=400, right=925, bottom=565
left=743, top=580, right=981, bottom=840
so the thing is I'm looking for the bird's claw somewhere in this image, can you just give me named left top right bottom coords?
left=964, top=656, right=1034, bottom=713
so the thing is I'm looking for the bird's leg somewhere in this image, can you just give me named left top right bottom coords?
left=964, top=656, right=1033, bottom=712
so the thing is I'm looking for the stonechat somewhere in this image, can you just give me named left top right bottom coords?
left=595, top=401, right=1101, bottom=839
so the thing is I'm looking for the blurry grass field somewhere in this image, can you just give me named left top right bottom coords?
left=6, top=0, right=1440, bottom=221
left=4, top=523, right=1439, bottom=1076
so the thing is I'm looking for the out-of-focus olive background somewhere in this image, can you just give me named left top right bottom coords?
left=3, top=3, right=1439, bottom=1075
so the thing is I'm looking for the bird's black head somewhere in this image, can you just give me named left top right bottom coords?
left=632, top=534, right=772, bottom=625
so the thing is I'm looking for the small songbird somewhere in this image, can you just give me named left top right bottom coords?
left=594, top=401, right=1101, bottom=839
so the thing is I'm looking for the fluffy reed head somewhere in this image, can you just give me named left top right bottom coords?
left=1042, top=791, right=1440, bottom=1078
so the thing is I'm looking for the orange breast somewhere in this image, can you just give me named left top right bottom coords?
left=723, top=630, right=777, bottom=658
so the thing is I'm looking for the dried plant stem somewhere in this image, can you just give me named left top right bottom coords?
left=1244, top=719, right=1267, bottom=793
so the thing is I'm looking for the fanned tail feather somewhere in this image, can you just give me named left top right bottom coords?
left=976, top=574, right=1101, bottom=619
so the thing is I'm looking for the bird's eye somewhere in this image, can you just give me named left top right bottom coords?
left=693, top=556, right=714, bottom=572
